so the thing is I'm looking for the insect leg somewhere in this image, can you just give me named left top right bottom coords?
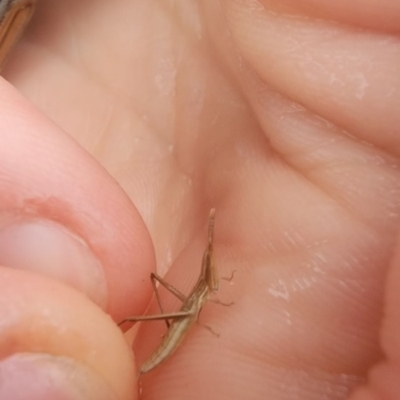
left=209, top=298, right=234, bottom=307
left=196, top=321, right=220, bottom=337
left=220, top=270, right=236, bottom=282
left=118, top=310, right=191, bottom=327
left=150, top=272, right=187, bottom=328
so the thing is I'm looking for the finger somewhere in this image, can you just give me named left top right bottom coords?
left=0, top=267, right=137, bottom=400
left=276, top=0, right=400, bottom=32
left=0, top=78, right=155, bottom=321
left=215, top=0, right=400, bottom=153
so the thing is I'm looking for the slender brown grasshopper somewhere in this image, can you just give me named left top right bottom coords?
left=119, top=209, right=233, bottom=374
left=0, top=0, right=37, bottom=69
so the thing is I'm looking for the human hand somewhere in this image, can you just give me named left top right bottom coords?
left=1, top=1, right=399, bottom=399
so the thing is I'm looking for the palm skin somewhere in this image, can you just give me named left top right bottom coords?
left=0, top=1, right=400, bottom=399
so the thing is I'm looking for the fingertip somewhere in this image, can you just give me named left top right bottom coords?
left=0, top=267, right=138, bottom=400
left=0, top=79, right=155, bottom=320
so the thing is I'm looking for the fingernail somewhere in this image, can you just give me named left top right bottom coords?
left=0, top=353, right=118, bottom=400
left=0, top=220, right=107, bottom=307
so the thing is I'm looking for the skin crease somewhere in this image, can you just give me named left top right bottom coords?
left=0, top=0, right=399, bottom=399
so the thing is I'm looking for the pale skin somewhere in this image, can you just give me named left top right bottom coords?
left=0, top=1, right=400, bottom=400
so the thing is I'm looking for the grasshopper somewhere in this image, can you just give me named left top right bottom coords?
left=0, top=0, right=37, bottom=69
left=119, top=209, right=233, bottom=374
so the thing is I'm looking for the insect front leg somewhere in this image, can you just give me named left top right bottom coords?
left=118, top=310, right=192, bottom=327
left=150, top=272, right=187, bottom=328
